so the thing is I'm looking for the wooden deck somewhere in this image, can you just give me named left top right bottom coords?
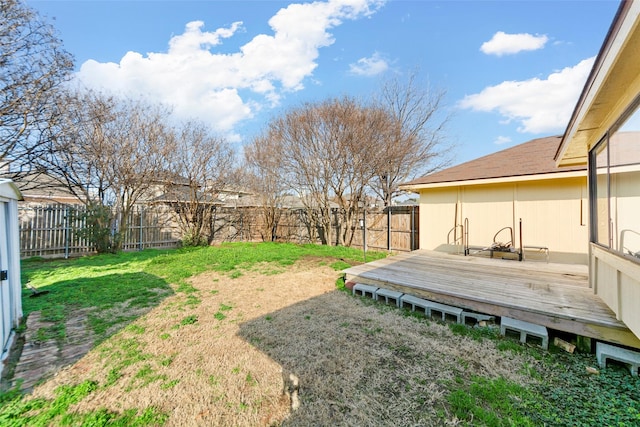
left=344, top=250, right=640, bottom=349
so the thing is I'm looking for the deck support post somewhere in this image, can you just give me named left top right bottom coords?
left=576, top=336, right=593, bottom=353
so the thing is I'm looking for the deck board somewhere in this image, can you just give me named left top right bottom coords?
left=344, top=250, right=640, bottom=349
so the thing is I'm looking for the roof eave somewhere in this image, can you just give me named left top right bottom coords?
left=399, top=170, right=587, bottom=191
left=0, top=179, right=24, bottom=201
left=557, top=0, right=640, bottom=166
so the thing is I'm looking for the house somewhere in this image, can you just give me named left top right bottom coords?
left=401, top=136, right=588, bottom=264
left=344, top=1, right=640, bottom=349
left=0, top=180, right=24, bottom=377
left=13, top=173, right=85, bottom=206
left=555, top=0, right=640, bottom=340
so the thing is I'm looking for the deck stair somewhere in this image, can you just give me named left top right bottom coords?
left=400, top=294, right=463, bottom=323
left=596, top=342, right=640, bottom=376
left=500, top=316, right=549, bottom=349
left=352, top=283, right=378, bottom=299
left=374, top=288, right=404, bottom=307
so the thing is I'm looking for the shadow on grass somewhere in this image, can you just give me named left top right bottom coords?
left=236, top=290, right=440, bottom=426
left=9, top=272, right=173, bottom=392
left=22, top=271, right=173, bottom=321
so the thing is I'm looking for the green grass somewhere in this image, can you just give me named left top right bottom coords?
left=448, top=375, right=537, bottom=426
left=347, top=299, right=640, bottom=426
left=525, top=352, right=640, bottom=426
left=446, top=353, right=640, bottom=427
left=448, top=323, right=500, bottom=342
left=4, top=242, right=382, bottom=425
left=21, top=256, right=174, bottom=343
left=18, top=242, right=640, bottom=426
left=0, top=380, right=168, bottom=426
left=20, top=242, right=381, bottom=343
left=179, top=315, right=198, bottom=326
left=442, top=322, right=640, bottom=426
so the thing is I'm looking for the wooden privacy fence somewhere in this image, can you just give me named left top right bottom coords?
left=349, top=205, right=420, bottom=253
left=18, top=205, right=181, bottom=258
left=18, top=204, right=419, bottom=259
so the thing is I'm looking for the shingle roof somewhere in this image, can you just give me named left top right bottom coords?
left=402, top=136, right=586, bottom=187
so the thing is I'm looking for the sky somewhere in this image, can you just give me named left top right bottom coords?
left=28, top=0, right=621, bottom=166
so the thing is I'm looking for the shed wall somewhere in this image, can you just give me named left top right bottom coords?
left=0, top=183, right=23, bottom=378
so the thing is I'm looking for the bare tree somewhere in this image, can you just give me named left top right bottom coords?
left=108, top=97, right=174, bottom=248
left=0, top=0, right=74, bottom=177
left=39, top=89, right=175, bottom=251
left=321, top=98, right=391, bottom=246
left=372, top=72, right=452, bottom=206
left=266, top=100, right=336, bottom=245
left=40, top=89, right=117, bottom=204
left=163, top=121, right=236, bottom=246
left=244, top=133, right=289, bottom=242
left=252, top=96, right=390, bottom=246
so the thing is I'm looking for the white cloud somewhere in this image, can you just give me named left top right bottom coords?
left=76, top=0, right=385, bottom=139
left=458, top=57, right=594, bottom=134
left=494, top=136, right=512, bottom=145
left=480, top=31, right=549, bottom=56
left=349, top=52, right=389, bottom=76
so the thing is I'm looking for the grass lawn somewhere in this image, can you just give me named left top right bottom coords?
left=1, top=242, right=639, bottom=426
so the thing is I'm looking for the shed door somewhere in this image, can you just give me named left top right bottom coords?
left=0, top=203, right=10, bottom=351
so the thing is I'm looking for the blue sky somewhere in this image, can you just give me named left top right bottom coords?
left=29, top=0, right=620, bottom=166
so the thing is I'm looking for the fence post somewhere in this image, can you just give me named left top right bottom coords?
left=387, top=205, right=391, bottom=251
left=64, top=206, right=70, bottom=259
left=363, top=208, right=367, bottom=253
left=362, top=208, right=367, bottom=262
left=409, top=205, right=418, bottom=251
left=139, top=207, right=144, bottom=251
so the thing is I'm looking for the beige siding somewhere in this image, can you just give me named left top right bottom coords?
left=592, top=244, right=640, bottom=339
left=419, top=188, right=460, bottom=253
left=461, top=185, right=514, bottom=249
left=418, top=176, right=588, bottom=264
left=515, top=178, right=588, bottom=263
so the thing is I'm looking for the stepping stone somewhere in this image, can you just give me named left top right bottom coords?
left=352, top=283, right=378, bottom=299
left=400, top=294, right=462, bottom=323
left=424, top=300, right=463, bottom=323
left=596, top=342, right=640, bottom=376
left=500, top=316, right=548, bottom=349
left=400, top=294, right=430, bottom=314
left=374, top=288, right=403, bottom=307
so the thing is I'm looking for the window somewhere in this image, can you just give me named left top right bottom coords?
left=589, top=102, right=640, bottom=260
left=591, top=139, right=609, bottom=247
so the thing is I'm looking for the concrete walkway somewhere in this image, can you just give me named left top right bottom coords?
left=11, top=309, right=94, bottom=392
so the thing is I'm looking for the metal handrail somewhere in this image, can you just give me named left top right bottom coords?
left=447, top=224, right=464, bottom=254
left=447, top=224, right=464, bottom=245
left=492, top=226, right=514, bottom=248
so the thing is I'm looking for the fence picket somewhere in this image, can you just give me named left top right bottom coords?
left=18, top=204, right=418, bottom=259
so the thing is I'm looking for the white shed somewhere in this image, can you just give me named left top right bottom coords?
left=0, top=179, right=23, bottom=376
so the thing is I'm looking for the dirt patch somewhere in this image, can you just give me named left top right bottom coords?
left=26, top=261, right=539, bottom=426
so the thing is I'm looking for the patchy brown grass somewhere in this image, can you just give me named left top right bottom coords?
left=29, top=259, right=539, bottom=426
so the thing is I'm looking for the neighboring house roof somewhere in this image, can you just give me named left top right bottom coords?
left=148, top=189, right=222, bottom=206
left=13, top=173, right=85, bottom=205
left=401, top=136, right=586, bottom=190
left=229, top=194, right=341, bottom=210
